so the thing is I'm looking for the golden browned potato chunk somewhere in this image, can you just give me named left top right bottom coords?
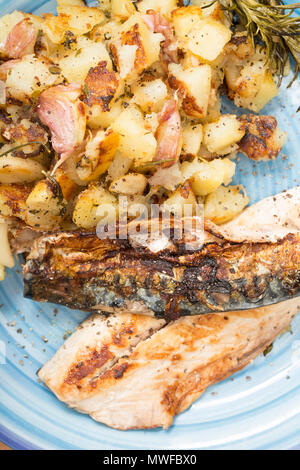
left=1, top=119, right=48, bottom=160
left=162, top=181, right=197, bottom=217
left=0, top=156, right=45, bottom=184
left=182, top=123, right=203, bottom=158
left=111, top=0, right=136, bottom=19
left=53, top=168, right=79, bottom=201
left=238, top=115, right=287, bottom=161
left=4, top=56, right=58, bottom=102
left=132, top=79, right=168, bottom=113
left=224, top=49, right=278, bottom=113
left=172, top=6, right=231, bottom=61
left=59, top=37, right=112, bottom=85
left=171, top=6, right=203, bottom=43
left=0, top=183, right=31, bottom=220
left=109, top=173, right=148, bottom=196
left=110, top=14, right=162, bottom=80
left=25, top=178, right=67, bottom=230
left=72, top=184, right=117, bottom=229
left=43, top=6, right=105, bottom=43
left=204, top=184, right=249, bottom=224
left=82, top=61, right=121, bottom=112
left=203, top=114, right=245, bottom=155
left=76, top=129, right=120, bottom=182
left=111, top=107, right=157, bottom=167
left=169, top=63, right=212, bottom=119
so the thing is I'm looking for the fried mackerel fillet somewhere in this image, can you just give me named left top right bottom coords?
left=38, top=297, right=300, bottom=430
left=24, top=188, right=300, bottom=319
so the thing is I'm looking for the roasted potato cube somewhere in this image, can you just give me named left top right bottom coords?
left=181, top=157, right=222, bottom=195
left=171, top=6, right=203, bottom=43
left=238, top=114, right=287, bottom=161
left=109, top=173, right=148, bottom=195
left=0, top=222, right=14, bottom=268
left=54, top=168, right=79, bottom=200
left=187, top=17, right=231, bottom=62
left=225, top=32, right=254, bottom=61
left=190, top=162, right=224, bottom=196
left=1, top=119, right=48, bottom=160
left=0, top=156, right=45, bottom=184
left=87, top=100, right=123, bottom=130
left=60, top=155, right=88, bottom=188
left=111, top=107, right=157, bottom=167
left=110, top=13, right=163, bottom=79
left=204, top=184, right=249, bottom=224
left=76, top=129, right=119, bottom=182
left=112, top=44, right=140, bottom=80
left=181, top=157, right=203, bottom=182
left=5, top=56, right=57, bottom=101
left=181, top=157, right=235, bottom=196
left=72, top=184, right=117, bottom=229
left=169, top=63, right=212, bottom=119
left=234, top=69, right=278, bottom=112
left=182, top=123, right=203, bottom=157
left=162, top=182, right=196, bottom=217
left=172, top=6, right=231, bottom=61
left=209, top=158, right=236, bottom=185
left=59, top=37, right=112, bottom=85
left=248, top=73, right=278, bottom=112
left=227, top=55, right=279, bottom=112
left=203, top=115, right=245, bottom=154
left=42, top=14, right=69, bottom=44
left=108, top=152, right=133, bottom=180
left=0, top=183, right=31, bottom=220
left=133, top=79, right=168, bottom=113
left=25, top=178, right=67, bottom=229
left=112, top=0, right=136, bottom=19
left=82, top=61, right=121, bottom=113
left=43, top=6, right=105, bottom=43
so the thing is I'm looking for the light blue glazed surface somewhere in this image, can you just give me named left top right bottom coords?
left=0, top=0, right=299, bottom=450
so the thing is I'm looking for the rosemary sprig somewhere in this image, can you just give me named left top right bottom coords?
left=218, top=0, right=300, bottom=86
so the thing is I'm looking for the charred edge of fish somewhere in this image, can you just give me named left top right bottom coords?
left=23, top=233, right=300, bottom=319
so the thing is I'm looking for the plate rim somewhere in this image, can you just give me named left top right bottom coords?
left=0, top=424, right=41, bottom=450
left=0, top=0, right=300, bottom=452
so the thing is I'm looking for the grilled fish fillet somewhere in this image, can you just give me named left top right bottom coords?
left=38, top=297, right=300, bottom=430
left=24, top=188, right=300, bottom=319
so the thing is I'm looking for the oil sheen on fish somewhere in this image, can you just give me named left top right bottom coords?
left=38, top=298, right=300, bottom=430
left=23, top=188, right=300, bottom=319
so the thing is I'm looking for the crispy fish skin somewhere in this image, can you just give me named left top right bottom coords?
left=23, top=230, right=300, bottom=319
left=23, top=187, right=300, bottom=319
left=38, top=298, right=300, bottom=430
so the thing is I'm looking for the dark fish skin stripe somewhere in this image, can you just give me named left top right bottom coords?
left=23, top=231, right=300, bottom=321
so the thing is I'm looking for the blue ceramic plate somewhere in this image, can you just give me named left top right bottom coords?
left=0, top=0, right=299, bottom=451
